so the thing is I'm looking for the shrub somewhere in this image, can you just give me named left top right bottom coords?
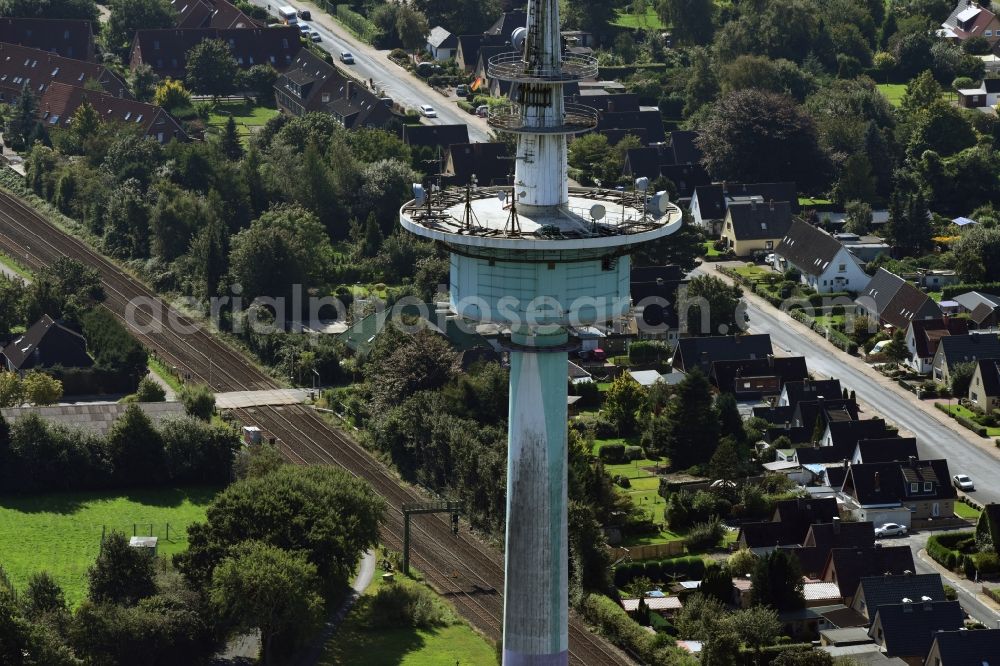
left=624, top=445, right=644, bottom=460
left=975, top=551, right=1000, bottom=575
left=135, top=377, right=166, bottom=402
left=615, top=475, right=631, bottom=489
left=628, top=341, right=672, bottom=365
left=686, top=517, right=723, bottom=551
left=370, top=581, right=449, bottom=629
left=599, top=444, right=626, bottom=463
left=579, top=593, right=668, bottom=664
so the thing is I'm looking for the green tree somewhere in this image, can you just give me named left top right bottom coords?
left=844, top=200, right=873, bottom=235
left=220, top=116, right=243, bottom=161
left=0, top=0, right=98, bottom=20
left=180, top=383, right=215, bottom=420
left=21, top=371, right=62, bottom=406
left=0, top=372, right=22, bottom=408
left=699, top=565, right=734, bottom=604
left=675, top=592, right=727, bottom=639
left=657, top=0, right=715, bottom=45
left=562, top=0, right=617, bottom=35
left=698, top=89, right=830, bottom=189
left=750, top=548, right=804, bottom=611
left=722, top=605, right=781, bottom=657
left=950, top=361, right=977, bottom=397
left=87, top=531, right=157, bottom=606
left=886, top=191, right=932, bottom=255
left=237, top=64, right=278, bottom=105
left=658, top=369, right=720, bottom=469
left=772, top=650, right=835, bottom=666
left=727, top=548, right=756, bottom=576
left=716, top=393, right=744, bottom=443
left=361, top=212, right=383, bottom=257
left=684, top=47, right=720, bottom=116
left=153, top=78, right=192, bottom=112
left=883, top=329, right=910, bottom=363
left=128, top=62, right=159, bottom=102
left=210, top=541, right=324, bottom=665
left=185, top=38, right=239, bottom=96
left=873, top=51, right=896, bottom=82
left=708, top=437, right=742, bottom=481
left=364, top=327, right=459, bottom=412
left=603, top=373, right=646, bottom=435
left=395, top=5, right=429, bottom=55
left=177, top=465, right=385, bottom=591
left=834, top=153, right=876, bottom=205
left=106, top=0, right=175, bottom=55
left=0, top=278, right=25, bottom=337
left=106, top=403, right=166, bottom=483
left=681, top=275, right=743, bottom=336
left=19, top=571, right=67, bottom=621
left=134, top=376, right=166, bottom=402
left=952, top=225, right=1000, bottom=282
left=900, top=69, right=942, bottom=115
left=5, top=85, right=44, bottom=151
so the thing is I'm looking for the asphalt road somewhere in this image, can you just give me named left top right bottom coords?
left=250, top=0, right=491, bottom=142
left=690, top=265, right=1000, bottom=507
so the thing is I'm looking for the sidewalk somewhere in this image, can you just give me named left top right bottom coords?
left=707, top=262, right=1000, bottom=463
left=917, top=547, right=1000, bottom=622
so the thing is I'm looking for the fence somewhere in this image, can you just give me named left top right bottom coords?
left=99, top=523, right=192, bottom=551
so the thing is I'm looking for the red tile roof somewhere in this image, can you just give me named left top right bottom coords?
left=0, top=42, right=127, bottom=101
left=38, top=82, right=186, bottom=143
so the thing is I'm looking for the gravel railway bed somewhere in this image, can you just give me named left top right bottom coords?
left=0, top=188, right=629, bottom=665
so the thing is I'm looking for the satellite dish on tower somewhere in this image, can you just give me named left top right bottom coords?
left=412, top=183, right=426, bottom=205
left=646, top=190, right=670, bottom=215
left=511, top=27, right=527, bottom=51
left=498, top=190, right=508, bottom=204
left=634, top=177, right=649, bottom=193
left=589, top=204, right=606, bottom=221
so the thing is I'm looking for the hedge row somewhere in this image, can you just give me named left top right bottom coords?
left=597, top=63, right=669, bottom=78
left=789, top=309, right=859, bottom=354
left=927, top=532, right=976, bottom=572
left=942, top=282, right=1000, bottom=299
left=936, top=403, right=990, bottom=437
left=335, top=4, right=380, bottom=44
left=579, top=594, right=677, bottom=665
left=614, top=555, right=707, bottom=588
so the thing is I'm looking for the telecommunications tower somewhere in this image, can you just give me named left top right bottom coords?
left=399, top=0, right=682, bottom=662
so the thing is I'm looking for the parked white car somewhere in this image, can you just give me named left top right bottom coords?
left=875, top=522, right=907, bottom=538
left=419, top=104, right=437, bottom=118
left=953, top=474, right=975, bottom=491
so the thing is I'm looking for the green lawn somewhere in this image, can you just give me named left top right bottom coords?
left=207, top=102, right=280, bottom=141
left=954, top=502, right=982, bottom=520
left=877, top=83, right=907, bottom=107
left=611, top=7, right=666, bottom=29
left=814, top=314, right=846, bottom=329
left=798, top=197, right=834, bottom=206
left=319, top=568, right=497, bottom=666
left=733, top=265, right=774, bottom=282
left=0, top=487, right=217, bottom=607
left=703, top=240, right=723, bottom=258
left=148, top=357, right=183, bottom=393
left=927, top=291, right=943, bottom=302
left=936, top=403, right=1000, bottom=437
left=0, top=249, right=31, bottom=279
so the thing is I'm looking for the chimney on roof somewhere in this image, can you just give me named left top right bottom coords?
left=833, top=516, right=840, bottom=534
left=751, top=199, right=757, bottom=211
left=346, top=80, right=354, bottom=98
left=722, top=180, right=728, bottom=195
left=874, top=471, right=880, bottom=492
left=769, top=199, right=774, bottom=211
left=908, top=456, right=917, bottom=466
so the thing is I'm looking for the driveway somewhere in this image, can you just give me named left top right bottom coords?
left=249, top=1, right=491, bottom=142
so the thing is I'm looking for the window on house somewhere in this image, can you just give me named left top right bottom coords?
left=760, top=222, right=768, bottom=230
left=923, top=481, right=933, bottom=492
left=910, top=482, right=919, bottom=493
left=321, top=92, right=330, bottom=102
left=988, top=30, right=994, bottom=36
left=839, top=264, right=846, bottom=272
left=765, top=241, right=774, bottom=249
left=153, top=40, right=160, bottom=50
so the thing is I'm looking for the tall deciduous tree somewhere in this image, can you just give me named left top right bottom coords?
left=950, top=361, right=977, bottom=398
left=210, top=541, right=324, bottom=665
left=395, top=5, right=429, bottom=55
left=680, top=275, right=743, bottom=336
left=185, top=38, right=239, bottom=96
left=106, top=0, right=175, bottom=55
left=0, top=0, right=98, bottom=20
left=87, top=531, right=157, bottom=605
left=21, top=371, right=62, bottom=406
left=750, top=548, right=805, bottom=610
left=657, top=369, right=719, bottom=469
left=657, top=0, right=715, bottom=45
left=697, top=89, right=831, bottom=190
left=603, top=373, right=646, bottom=436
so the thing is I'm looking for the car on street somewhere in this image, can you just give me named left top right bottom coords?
left=456, top=84, right=469, bottom=96
left=310, top=31, right=321, bottom=42
left=419, top=104, right=437, bottom=117
left=953, top=474, right=975, bottom=491
left=340, top=51, right=354, bottom=64
left=875, top=522, right=907, bottom=538
left=298, top=23, right=310, bottom=34
left=297, top=9, right=311, bottom=20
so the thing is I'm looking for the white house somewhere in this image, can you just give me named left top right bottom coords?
left=426, top=26, right=457, bottom=61
left=958, top=76, right=1000, bottom=109
left=772, top=218, right=870, bottom=294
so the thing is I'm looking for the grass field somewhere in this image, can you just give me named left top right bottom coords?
left=798, top=196, right=834, bottom=206
left=148, top=356, right=184, bottom=393
left=319, top=569, right=497, bottom=666
left=703, top=240, right=724, bottom=258
left=207, top=102, right=280, bottom=142
left=954, top=502, right=982, bottom=520
left=611, top=7, right=666, bottom=29
left=733, top=265, right=773, bottom=282
left=877, top=83, right=907, bottom=107
left=0, top=487, right=217, bottom=607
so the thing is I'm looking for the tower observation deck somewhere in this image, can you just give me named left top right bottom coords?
left=399, top=1, right=683, bottom=664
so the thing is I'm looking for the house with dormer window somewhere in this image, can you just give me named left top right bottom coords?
left=773, top=219, right=870, bottom=294
left=839, top=458, right=956, bottom=529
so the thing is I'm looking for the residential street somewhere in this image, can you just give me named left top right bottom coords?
left=694, top=264, right=1000, bottom=507
left=250, top=0, right=491, bottom=142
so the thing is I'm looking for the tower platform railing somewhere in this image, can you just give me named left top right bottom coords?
left=487, top=52, right=599, bottom=82
left=487, top=102, right=598, bottom=134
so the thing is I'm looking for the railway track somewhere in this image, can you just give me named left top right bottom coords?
left=0, top=187, right=629, bottom=665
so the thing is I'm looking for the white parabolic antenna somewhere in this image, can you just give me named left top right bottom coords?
left=511, top=27, right=527, bottom=51
left=647, top=190, right=670, bottom=215
left=589, top=204, right=606, bottom=220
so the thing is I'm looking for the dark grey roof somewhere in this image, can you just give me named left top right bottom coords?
left=669, top=130, right=702, bottom=164
left=443, top=142, right=511, bottom=186
left=855, top=573, right=945, bottom=620
left=843, top=459, right=956, bottom=506
left=786, top=521, right=875, bottom=575
left=827, top=419, right=891, bottom=449
left=710, top=356, right=809, bottom=394
left=975, top=358, right=1000, bottom=397
left=596, top=109, right=666, bottom=144
left=881, top=282, right=941, bottom=330
left=693, top=181, right=799, bottom=220
left=928, top=628, right=1000, bottom=665
left=671, top=334, right=773, bottom=375
left=827, top=546, right=916, bottom=600
left=937, top=333, right=1000, bottom=370
left=726, top=200, right=793, bottom=240
left=870, top=601, right=964, bottom=658
left=776, top=219, right=853, bottom=277
left=952, top=291, right=1000, bottom=312
left=403, top=123, right=470, bottom=149
left=485, top=9, right=526, bottom=38
left=856, top=268, right=906, bottom=316
left=854, top=437, right=919, bottom=464
left=782, top=379, right=843, bottom=407
left=1, top=315, right=92, bottom=371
